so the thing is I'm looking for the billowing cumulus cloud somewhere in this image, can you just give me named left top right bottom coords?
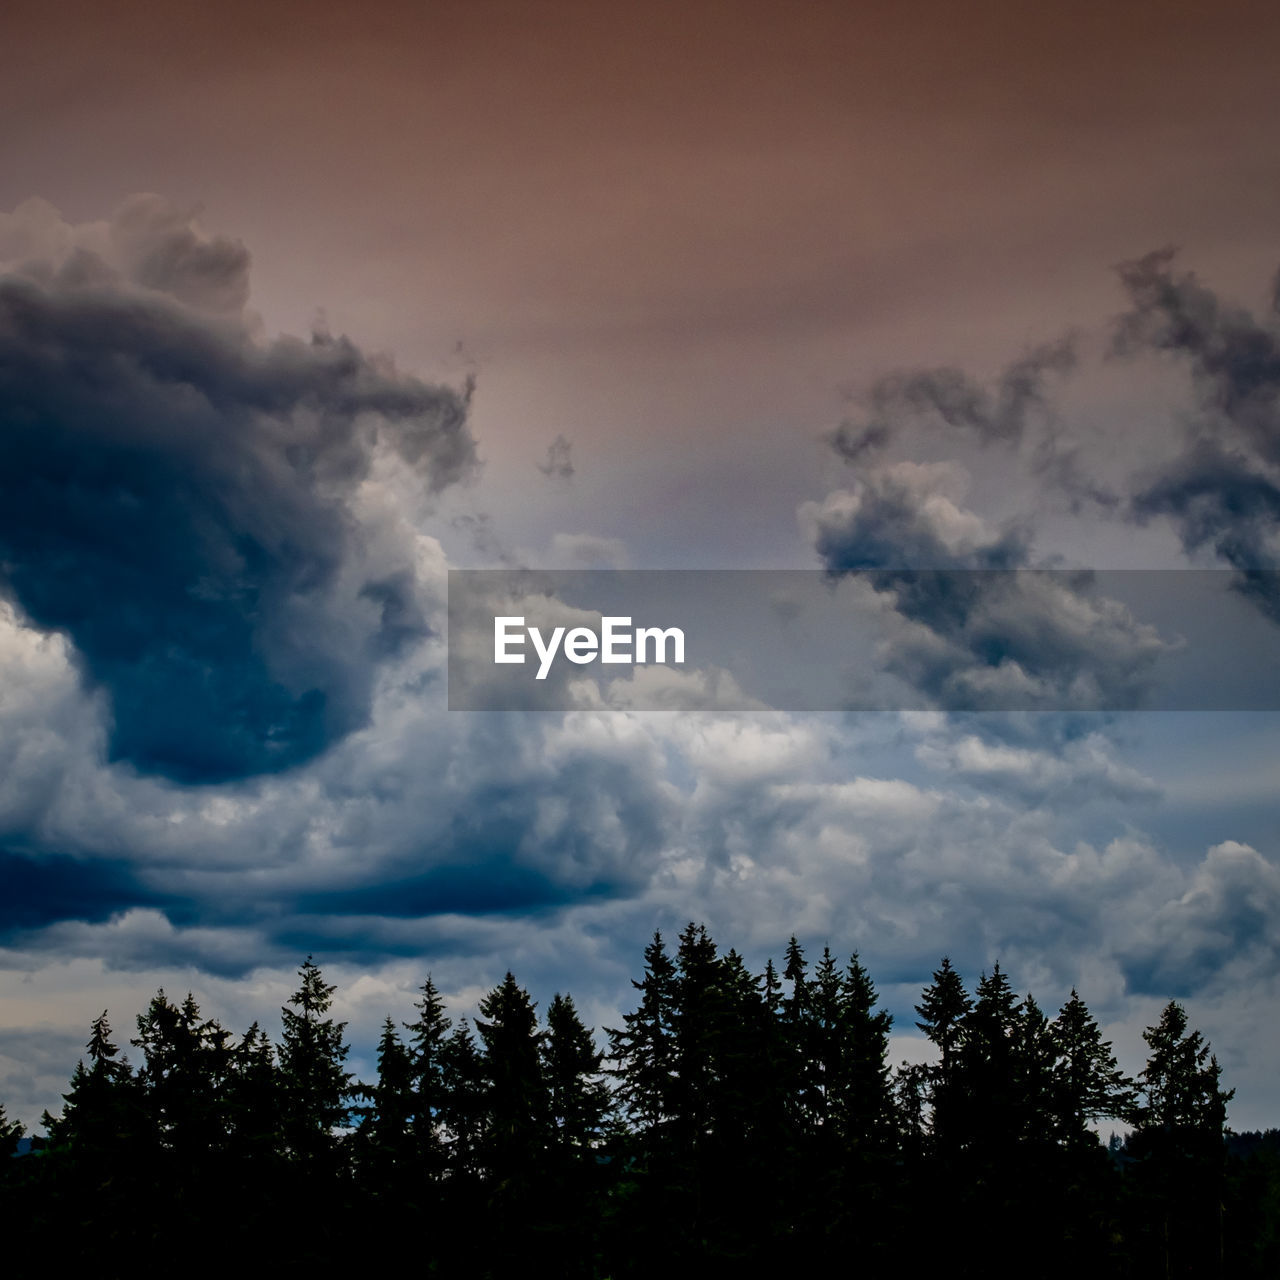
left=803, top=460, right=1030, bottom=572
left=1119, top=840, right=1280, bottom=997
left=800, top=462, right=1168, bottom=709
left=0, top=198, right=477, bottom=782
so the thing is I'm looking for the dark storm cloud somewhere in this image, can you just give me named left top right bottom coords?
left=0, top=848, right=171, bottom=934
left=1112, top=249, right=1280, bottom=620
left=0, top=203, right=476, bottom=782
left=1132, top=439, right=1280, bottom=620
left=291, top=753, right=670, bottom=930
left=295, top=863, right=580, bottom=922
left=805, top=251, right=1280, bottom=707
left=809, top=464, right=1031, bottom=573
left=830, top=337, right=1077, bottom=464
left=1113, top=247, right=1280, bottom=459
left=805, top=464, right=1167, bottom=709
left=0, top=679, right=678, bottom=975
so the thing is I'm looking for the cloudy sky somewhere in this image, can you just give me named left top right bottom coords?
left=3, top=0, right=1280, bottom=1129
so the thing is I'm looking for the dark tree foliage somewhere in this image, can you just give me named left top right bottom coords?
left=916, top=955, right=971, bottom=1070
left=839, top=951, right=895, bottom=1150
left=438, top=1018, right=485, bottom=1179
left=0, top=1103, right=23, bottom=1156
left=4, top=935, right=1275, bottom=1280
left=475, top=971, right=550, bottom=1175
left=278, top=956, right=352, bottom=1169
left=133, top=989, right=234, bottom=1159
left=44, top=1010, right=138, bottom=1152
left=607, top=930, right=678, bottom=1137
left=1052, top=988, right=1137, bottom=1143
left=914, top=954, right=972, bottom=1156
left=404, top=973, right=451, bottom=1178
left=353, top=1017, right=416, bottom=1190
left=1125, top=1001, right=1236, bottom=1279
left=544, top=992, right=611, bottom=1154
left=32, top=1011, right=151, bottom=1256
left=274, top=957, right=354, bottom=1267
left=473, top=971, right=553, bottom=1271
left=543, top=992, right=613, bottom=1276
left=226, top=1020, right=280, bottom=1157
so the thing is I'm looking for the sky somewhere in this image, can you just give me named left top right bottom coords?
left=2, top=0, right=1280, bottom=1130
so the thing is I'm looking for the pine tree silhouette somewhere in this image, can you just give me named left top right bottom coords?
left=278, top=956, right=351, bottom=1169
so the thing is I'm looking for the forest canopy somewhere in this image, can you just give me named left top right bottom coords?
left=3, top=926, right=1274, bottom=1279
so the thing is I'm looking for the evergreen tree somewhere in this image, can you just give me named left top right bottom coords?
left=781, top=935, right=819, bottom=1136
left=40, top=1011, right=148, bottom=1256
left=1051, top=989, right=1136, bottom=1144
left=1035, top=991, right=1133, bottom=1273
left=427, top=1018, right=486, bottom=1275
left=277, top=956, right=352, bottom=1169
left=0, top=1103, right=24, bottom=1156
left=914, top=957, right=971, bottom=1151
left=915, top=956, right=971, bottom=1070
left=819, top=951, right=898, bottom=1266
left=713, top=947, right=776, bottom=1141
left=544, top=992, right=611, bottom=1154
left=1137, top=1001, right=1233, bottom=1135
left=226, top=1020, right=280, bottom=1156
left=762, top=956, right=784, bottom=1019
left=607, top=930, right=678, bottom=1137
left=704, top=946, right=786, bottom=1262
left=810, top=946, right=844, bottom=1134
left=128, top=988, right=241, bottom=1245
left=403, top=974, right=451, bottom=1176
left=474, top=971, right=550, bottom=1182
left=757, top=954, right=791, bottom=1149
left=354, top=1016, right=415, bottom=1189
left=1130, top=1002, right=1235, bottom=1278
left=543, top=992, right=613, bottom=1277
left=45, top=1010, right=138, bottom=1151
left=756, top=954, right=793, bottom=1160
left=960, top=963, right=1023, bottom=1165
left=782, top=935, right=809, bottom=1017
left=838, top=951, right=895, bottom=1149
left=474, top=972, right=552, bottom=1272
left=1014, top=994, right=1058, bottom=1140
left=671, top=922, right=721, bottom=1149
left=894, top=1060, right=930, bottom=1147
left=438, top=1018, right=484, bottom=1179
left=929, top=963, right=1025, bottom=1272
left=133, top=989, right=233, bottom=1158
left=209, top=1020, right=283, bottom=1258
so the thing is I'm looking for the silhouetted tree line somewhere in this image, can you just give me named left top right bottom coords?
left=2, top=926, right=1277, bottom=1278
